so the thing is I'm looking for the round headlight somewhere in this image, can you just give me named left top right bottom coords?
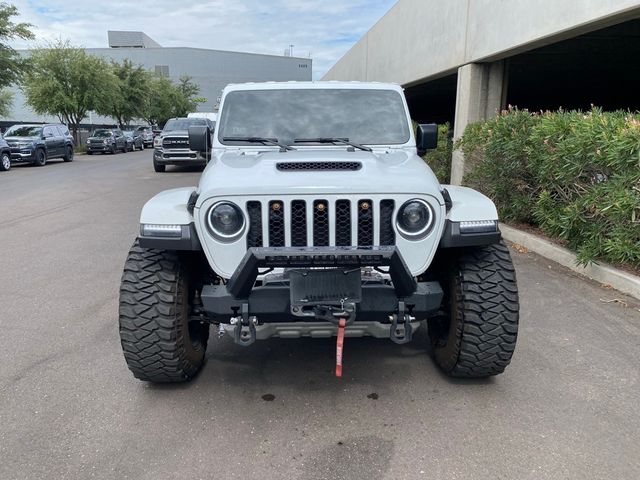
left=396, top=199, right=434, bottom=238
left=207, top=202, right=245, bottom=240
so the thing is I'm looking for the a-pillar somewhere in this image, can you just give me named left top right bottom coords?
left=450, top=61, right=506, bottom=185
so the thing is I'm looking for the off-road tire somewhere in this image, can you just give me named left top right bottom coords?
left=119, top=241, right=209, bottom=382
left=153, top=159, right=166, bottom=172
left=429, top=242, right=519, bottom=378
left=0, top=152, right=10, bottom=171
left=110, top=145, right=116, bottom=154
left=34, top=149, right=47, bottom=166
left=63, top=146, right=74, bottom=162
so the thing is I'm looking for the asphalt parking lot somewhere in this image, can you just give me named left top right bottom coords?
left=1, top=151, right=639, bottom=480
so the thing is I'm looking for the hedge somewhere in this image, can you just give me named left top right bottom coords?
left=453, top=108, right=640, bottom=269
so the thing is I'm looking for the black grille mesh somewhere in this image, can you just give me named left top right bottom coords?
left=357, top=199, right=374, bottom=247
left=277, top=162, right=361, bottom=172
left=380, top=200, right=396, bottom=246
left=291, top=200, right=307, bottom=247
left=335, top=200, right=352, bottom=246
left=313, top=200, right=329, bottom=246
left=268, top=201, right=285, bottom=247
left=246, top=201, right=263, bottom=248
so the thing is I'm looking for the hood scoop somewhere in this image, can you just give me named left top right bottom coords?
left=276, top=161, right=362, bottom=172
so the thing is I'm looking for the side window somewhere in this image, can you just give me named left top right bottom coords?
left=43, top=126, right=54, bottom=137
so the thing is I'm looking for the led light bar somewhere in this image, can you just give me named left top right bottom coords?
left=141, top=224, right=183, bottom=238
left=459, top=220, right=498, bottom=234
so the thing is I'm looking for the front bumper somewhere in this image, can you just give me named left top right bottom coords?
left=9, top=148, right=35, bottom=162
left=200, top=247, right=443, bottom=324
left=153, top=148, right=206, bottom=165
left=86, top=144, right=112, bottom=152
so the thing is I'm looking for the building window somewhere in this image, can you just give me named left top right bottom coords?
left=155, top=65, right=169, bottom=77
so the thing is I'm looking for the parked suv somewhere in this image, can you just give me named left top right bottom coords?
left=120, top=82, right=519, bottom=383
left=0, top=133, right=11, bottom=172
left=86, top=129, right=127, bottom=154
left=135, top=126, right=154, bottom=148
left=4, top=124, right=74, bottom=166
left=152, top=117, right=214, bottom=172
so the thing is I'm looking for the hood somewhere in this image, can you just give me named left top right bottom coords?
left=197, top=149, right=444, bottom=201
left=160, top=130, right=188, bottom=137
left=4, top=136, right=39, bottom=143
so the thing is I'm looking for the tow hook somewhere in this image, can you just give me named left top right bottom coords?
left=231, top=303, right=257, bottom=347
left=389, top=301, right=415, bottom=344
left=309, top=301, right=356, bottom=378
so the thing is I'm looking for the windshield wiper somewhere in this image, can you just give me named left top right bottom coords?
left=293, top=137, right=372, bottom=152
left=223, top=136, right=295, bottom=151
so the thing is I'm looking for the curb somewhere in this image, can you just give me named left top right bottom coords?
left=500, top=224, right=640, bottom=300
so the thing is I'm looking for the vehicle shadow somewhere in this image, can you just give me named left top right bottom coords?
left=147, top=326, right=494, bottom=393
left=165, top=165, right=204, bottom=173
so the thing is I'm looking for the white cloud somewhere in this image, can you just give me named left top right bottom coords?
left=11, top=0, right=397, bottom=78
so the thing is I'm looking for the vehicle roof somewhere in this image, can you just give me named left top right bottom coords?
left=223, top=81, right=404, bottom=93
left=9, top=123, right=63, bottom=128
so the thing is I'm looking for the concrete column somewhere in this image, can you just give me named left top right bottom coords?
left=450, top=61, right=506, bottom=185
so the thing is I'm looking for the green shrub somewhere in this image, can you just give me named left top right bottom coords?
left=422, top=123, right=453, bottom=184
left=457, top=108, right=640, bottom=269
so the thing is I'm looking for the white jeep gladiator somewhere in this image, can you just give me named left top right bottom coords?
left=119, top=82, right=519, bottom=382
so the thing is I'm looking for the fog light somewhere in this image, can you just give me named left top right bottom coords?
left=459, top=220, right=498, bottom=234
left=141, top=224, right=182, bottom=237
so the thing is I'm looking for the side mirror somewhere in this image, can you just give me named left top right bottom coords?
left=188, top=125, right=211, bottom=153
left=416, top=123, right=438, bottom=156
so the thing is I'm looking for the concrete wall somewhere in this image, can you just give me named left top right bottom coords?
left=323, top=0, right=640, bottom=85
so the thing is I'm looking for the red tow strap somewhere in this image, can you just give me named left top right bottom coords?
left=336, top=318, right=347, bottom=377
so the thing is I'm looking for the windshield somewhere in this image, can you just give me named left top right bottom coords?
left=92, top=130, right=112, bottom=138
left=123, top=131, right=134, bottom=137
left=163, top=118, right=206, bottom=132
left=135, top=127, right=149, bottom=132
left=5, top=125, right=42, bottom=137
left=218, top=89, right=410, bottom=146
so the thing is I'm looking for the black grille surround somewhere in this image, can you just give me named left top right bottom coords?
left=162, top=137, right=190, bottom=148
left=276, top=161, right=362, bottom=172
left=249, top=198, right=394, bottom=248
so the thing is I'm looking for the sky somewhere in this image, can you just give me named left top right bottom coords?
left=10, top=0, right=397, bottom=78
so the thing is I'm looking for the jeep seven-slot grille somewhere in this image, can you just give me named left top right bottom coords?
left=247, top=199, right=394, bottom=248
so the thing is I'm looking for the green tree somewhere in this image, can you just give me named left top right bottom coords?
left=173, top=75, right=205, bottom=117
left=22, top=40, right=118, bottom=141
left=0, top=2, right=34, bottom=116
left=140, top=75, right=205, bottom=127
left=140, top=75, right=177, bottom=127
left=111, top=59, right=150, bottom=127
